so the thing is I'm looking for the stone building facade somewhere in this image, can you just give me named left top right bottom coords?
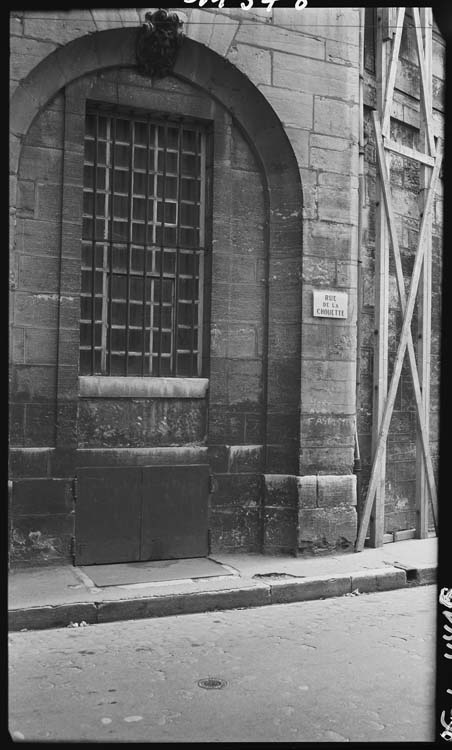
left=9, top=7, right=444, bottom=566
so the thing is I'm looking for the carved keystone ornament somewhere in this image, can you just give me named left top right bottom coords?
left=136, top=8, right=185, bottom=78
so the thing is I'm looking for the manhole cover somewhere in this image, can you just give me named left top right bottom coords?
left=197, top=677, right=227, bottom=690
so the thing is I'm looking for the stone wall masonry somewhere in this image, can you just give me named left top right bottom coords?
left=300, top=446, right=354, bottom=477
left=209, top=507, right=261, bottom=554
left=9, top=36, right=59, bottom=85
left=298, top=474, right=356, bottom=509
left=257, top=86, right=313, bottom=130
left=10, top=80, right=65, bottom=461
left=10, top=474, right=75, bottom=564
left=273, top=52, right=358, bottom=101
left=298, top=506, right=357, bottom=555
left=227, top=44, right=272, bottom=86
left=300, top=360, right=356, bottom=415
left=236, top=22, right=325, bottom=61
left=10, top=8, right=442, bottom=558
left=272, top=8, right=359, bottom=46
left=77, top=399, right=208, bottom=449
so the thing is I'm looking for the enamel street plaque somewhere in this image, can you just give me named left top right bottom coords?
left=313, top=290, right=348, bottom=319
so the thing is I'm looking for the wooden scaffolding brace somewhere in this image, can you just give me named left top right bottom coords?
left=356, top=7, right=441, bottom=551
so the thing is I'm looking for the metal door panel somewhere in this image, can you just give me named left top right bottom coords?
left=75, top=467, right=142, bottom=565
left=141, top=465, right=209, bottom=560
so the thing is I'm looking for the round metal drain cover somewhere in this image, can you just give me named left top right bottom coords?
left=197, top=677, right=227, bottom=690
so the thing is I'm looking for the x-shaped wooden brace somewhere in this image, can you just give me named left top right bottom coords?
left=355, top=116, right=442, bottom=552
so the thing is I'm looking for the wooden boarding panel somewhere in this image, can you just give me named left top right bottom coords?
left=75, top=467, right=142, bottom=565
left=141, top=465, right=209, bottom=560
left=75, top=464, right=210, bottom=565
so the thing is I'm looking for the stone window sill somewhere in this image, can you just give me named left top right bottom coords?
left=79, top=376, right=209, bottom=399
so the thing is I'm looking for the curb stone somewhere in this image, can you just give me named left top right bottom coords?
left=96, top=585, right=271, bottom=624
left=8, top=565, right=435, bottom=632
left=270, top=574, right=351, bottom=604
left=351, top=567, right=407, bottom=593
left=9, top=603, right=98, bottom=632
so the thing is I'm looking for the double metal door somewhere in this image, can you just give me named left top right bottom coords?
left=75, top=464, right=209, bottom=565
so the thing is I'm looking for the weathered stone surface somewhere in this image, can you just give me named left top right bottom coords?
left=266, top=443, right=298, bottom=475
left=296, top=475, right=317, bottom=509
left=263, top=507, right=297, bottom=553
left=23, top=16, right=96, bottom=45
left=317, top=475, right=356, bottom=507
left=227, top=325, right=260, bottom=359
left=244, top=412, right=265, bottom=444
left=9, top=448, right=54, bottom=478
left=9, top=37, right=59, bottom=83
left=266, top=413, right=299, bottom=444
left=326, top=38, right=360, bottom=66
left=299, top=446, right=355, bottom=476
left=266, top=358, right=300, bottom=410
left=301, top=256, right=336, bottom=286
left=258, top=86, right=313, bottom=129
left=264, top=474, right=298, bottom=508
left=207, top=445, right=230, bottom=474
left=297, top=474, right=356, bottom=509
left=19, top=145, right=63, bottom=183
left=304, top=219, right=356, bottom=260
left=12, top=478, right=73, bottom=516
left=9, top=7, right=443, bottom=558
left=208, top=407, right=246, bottom=445
left=317, top=186, right=359, bottom=225
left=78, top=399, right=207, bottom=449
left=227, top=44, right=272, bottom=86
left=228, top=445, right=265, bottom=473
left=300, top=414, right=355, bottom=448
left=273, top=52, right=358, bottom=101
left=236, top=23, right=325, bottom=59
left=300, top=360, right=356, bottom=414
left=25, top=403, right=57, bottom=446
left=284, top=127, right=309, bottom=168
left=10, top=513, right=73, bottom=565
left=75, top=446, right=207, bottom=469
left=16, top=181, right=35, bottom=215
left=9, top=403, right=26, bottom=447
left=211, top=473, right=262, bottom=509
left=12, top=365, right=57, bottom=402
left=298, top=506, right=357, bottom=554
left=19, top=256, right=59, bottom=293
left=209, top=507, right=260, bottom=553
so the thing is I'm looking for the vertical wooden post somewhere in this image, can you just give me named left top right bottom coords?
left=415, top=8, right=433, bottom=538
left=369, top=9, right=389, bottom=547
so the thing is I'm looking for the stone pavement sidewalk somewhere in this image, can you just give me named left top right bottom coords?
left=8, top=537, right=437, bottom=632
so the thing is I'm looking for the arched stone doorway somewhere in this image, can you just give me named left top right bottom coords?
left=10, top=29, right=303, bottom=563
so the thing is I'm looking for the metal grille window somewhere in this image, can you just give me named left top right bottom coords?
left=80, top=104, right=206, bottom=377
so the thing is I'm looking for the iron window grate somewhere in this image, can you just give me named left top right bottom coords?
left=80, top=105, right=206, bottom=377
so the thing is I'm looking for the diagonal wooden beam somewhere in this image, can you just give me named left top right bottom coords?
left=369, top=7, right=391, bottom=547
left=416, top=6, right=434, bottom=538
left=412, top=7, right=436, bottom=157
left=381, top=7, right=406, bottom=138
left=355, top=136, right=443, bottom=552
left=372, top=113, right=438, bottom=525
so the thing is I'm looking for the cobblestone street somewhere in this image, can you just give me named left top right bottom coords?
left=9, top=585, right=436, bottom=742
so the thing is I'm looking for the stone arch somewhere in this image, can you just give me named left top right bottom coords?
left=10, top=27, right=303, bottom=473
